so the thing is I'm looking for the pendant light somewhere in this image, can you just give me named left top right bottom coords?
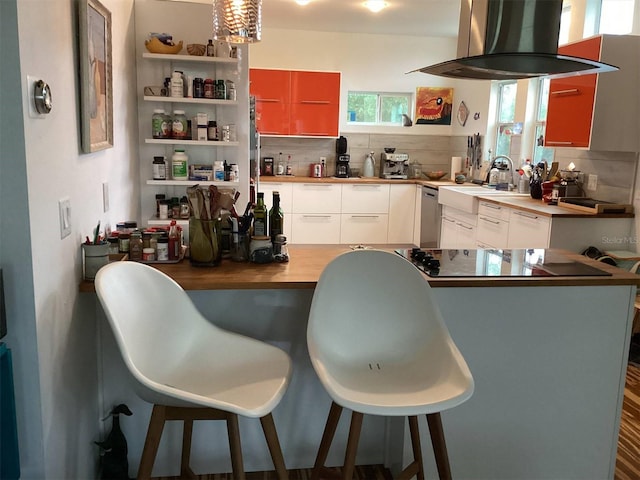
left=213, top=0, right=262, bottom=43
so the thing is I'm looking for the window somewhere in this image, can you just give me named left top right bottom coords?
left=347, top=92, right=411, bottom=125
left=494, top=81, right=522, bottom=158
left=599, top=0, right=634, bottom=34
left=559, top=0, right=571, bottom=45
left=532, top=77, right=555, bottom=166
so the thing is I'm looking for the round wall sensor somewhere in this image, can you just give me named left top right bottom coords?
left=34, top=80, right=52, bottom=114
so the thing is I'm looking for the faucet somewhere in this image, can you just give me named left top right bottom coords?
left=485, top=154, right=515, bottom=187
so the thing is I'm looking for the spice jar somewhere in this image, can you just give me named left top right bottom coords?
left=129, top=230, right=143, bottom=261
left=142, top=248, right=155, bottom=262
left=249, top=236, right=273, bottom=264
left=204, top=79, right=215, bottom=99
left=159, top=200, right=169, bottom=220
left=152, top=156, right=166, bottom=180
left=156, top=236, right=169, bottom=261
left=107, top=236, right=120, bottom=254
left=273, top=234, right=289, bottom=263
left=118, top=232, right=130, bottom=254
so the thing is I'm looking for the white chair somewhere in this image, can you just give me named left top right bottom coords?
left=307, top=249, right=474, bottom=480
left=95, top=261, right=291, bottom=480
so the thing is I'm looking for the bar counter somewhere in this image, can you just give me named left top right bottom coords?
left=87, top=245, right=639, bottom=479
left=80, top=245, right=640, bottom=292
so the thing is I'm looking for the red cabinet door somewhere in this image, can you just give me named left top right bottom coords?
left=290, top=71, right=340, bottom=104
left=250, top=69, right=291, bottom=135
left=290, top=103, right=340, bottom=137
left=545, top=37, right=601, bottom=148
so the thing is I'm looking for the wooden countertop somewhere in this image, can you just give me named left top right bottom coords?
left=80, top=245, right=640, bottom=292
left=476, top=195, right=635, bottom=218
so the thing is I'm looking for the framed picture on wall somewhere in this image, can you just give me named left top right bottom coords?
left=415, top=87, right=453, bottom=125
left=79, top=0, right=113, bottom=153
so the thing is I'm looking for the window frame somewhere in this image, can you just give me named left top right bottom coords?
left=346, top=91, right=412, bottom=126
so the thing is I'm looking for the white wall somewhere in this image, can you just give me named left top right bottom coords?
left=250, top=28, right=492, bottom=138
left=8, top=0, right=140, bottom=476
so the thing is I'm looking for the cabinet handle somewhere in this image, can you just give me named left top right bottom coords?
left=479, top=216, right=500, bottom=225
left=457, top=223, right=473, bottom=230
left=299, top=132, right=328, bottom=136
left=545, top=141, right=574, bottom=146
left=352, top=184, right=381, bottom=188
left=301, top=100, right=330, bottom=104
left=302, top=215, right=331, bottom=218
left=260, top=131, right=282, bottom=135
left=443, top=217, right=455, bottom=223
left=257, top=98, right=280, bottom=103
left=550, top=88, right=580, bottom=96
left=302, top=183, right=333, bottom=187
left=480, top=202, right=501, bottom=210
left=513, top=211, right=539, bottom=220
left=350, top=215, right=379, bottom=219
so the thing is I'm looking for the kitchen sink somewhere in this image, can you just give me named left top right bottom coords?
left=438, top=185, right=529, bottom=214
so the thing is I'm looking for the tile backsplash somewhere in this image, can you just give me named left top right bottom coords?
left=259, top=134, right=639, bottom=204
left=260, top=134, right=457, bottom=178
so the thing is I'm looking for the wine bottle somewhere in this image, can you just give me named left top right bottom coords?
left=269, top=191, right=284, bottom=243
left=253, top=192, right=268, bottom=237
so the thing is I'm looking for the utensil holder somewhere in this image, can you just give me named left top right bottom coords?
left=189, top=218, right=222, bottom=267
left=81, top=242, right=109, bottom=281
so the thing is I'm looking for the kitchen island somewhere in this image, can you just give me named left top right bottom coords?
left=86, top=246, right=639, bottom=479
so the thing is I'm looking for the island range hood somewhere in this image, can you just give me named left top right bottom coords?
left=413, top=0, right=617, bottom=80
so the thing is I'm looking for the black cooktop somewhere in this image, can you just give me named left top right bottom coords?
left=396, top=248, right=612, bottom=278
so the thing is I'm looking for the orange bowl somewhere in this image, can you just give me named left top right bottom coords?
left=426, top=171, right=447, bottom=180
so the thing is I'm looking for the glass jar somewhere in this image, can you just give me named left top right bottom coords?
left=159, top=200, right=170, bottom=220
left=142, top=248, right=155, bottom=262
left=151, top=109, right=165, bottom=139
left=249, top=236, right=273, bottom=264
left=273, top=234, right=289, bottom=263
left=107, top=236, right=120, bottom=254
left=118, top=232, right=130, bottom=254
left=156, top=236, right=169, bottom=261
left=204, top=79, right=215, bottom=99
left=129, top=230, right=143, bottom=261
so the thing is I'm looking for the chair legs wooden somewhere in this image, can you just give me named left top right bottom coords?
left=426, top=413, right=452, bottom=480
left=136, top=405, right=289, bottom=480
left=311, top=404, right=453, bottom=480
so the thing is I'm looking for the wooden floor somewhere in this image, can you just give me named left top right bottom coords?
left=155, top=363, right=640, bottom=480
left=615, top=362, right=640, bottom=480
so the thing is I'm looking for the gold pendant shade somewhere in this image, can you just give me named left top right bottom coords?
left=213, top=0, right=262, bottom=43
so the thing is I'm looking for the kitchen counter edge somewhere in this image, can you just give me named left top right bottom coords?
left=79, top=245, right=640, bottom=292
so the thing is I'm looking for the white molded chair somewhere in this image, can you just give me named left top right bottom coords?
left=95, top=261, right=291, bottom=480
left=307, top=249, right=474, bottom=480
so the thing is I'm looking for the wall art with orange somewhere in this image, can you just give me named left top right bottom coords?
left=415, top=87, right=453, bottom=125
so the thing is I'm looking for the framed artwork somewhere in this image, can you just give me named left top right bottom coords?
left=79, top=0, right=113, bottom=153
left=415, top=87, right=454, bottom=125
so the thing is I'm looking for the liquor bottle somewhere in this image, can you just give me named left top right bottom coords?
left=253, top=192, right=268, bottom=237
left=269, top=191, right=284, bottom=243
left=168, top=220, right=180, bottom=260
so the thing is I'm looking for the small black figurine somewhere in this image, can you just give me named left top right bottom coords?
left=95, top=404, right=133, bottom=480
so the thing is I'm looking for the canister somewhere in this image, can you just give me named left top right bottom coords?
left=249, top=236, right=273, bottom=264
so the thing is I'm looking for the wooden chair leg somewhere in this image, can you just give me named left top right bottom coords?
left=226, top=413, right=246, bottom=480
left=181, top=419, right=196, bottom=479
left=408, top=416, right=425, bottom=480
left=426, top=413, right=452, bottom=480
left=311, top=402, right=344, bottom=480
left=342, top=411, right=363, bottom=480
left=260, top=413, right=289, bottom=480
left=137, top=405, right=167, bottom=480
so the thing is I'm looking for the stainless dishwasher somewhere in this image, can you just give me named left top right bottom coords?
left=420, top=186, right=441, bottom=247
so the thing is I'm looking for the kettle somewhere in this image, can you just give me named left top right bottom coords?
left=363, top=152, right=375, bottom=177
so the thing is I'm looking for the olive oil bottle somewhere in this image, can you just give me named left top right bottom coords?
left=253, top=192, right=267, bottom=237
left=269, top=191, right=284, bottom=243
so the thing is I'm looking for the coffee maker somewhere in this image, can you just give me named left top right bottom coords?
left=379, top=152, right=409, bottom=179
left=558, top=169, right=583, bottom=197
left=335, top=135, right=350, bottom=178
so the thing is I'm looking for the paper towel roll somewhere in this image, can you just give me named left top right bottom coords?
left=450, top=157, right=462, bottom=180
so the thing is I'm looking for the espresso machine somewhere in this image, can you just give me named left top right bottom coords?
left=379, top=152, right=409, bottom=179
left=335, top=135, right=350, bottom=178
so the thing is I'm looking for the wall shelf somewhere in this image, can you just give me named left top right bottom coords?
left=143, top=96, right=238, bottom=106
left=142, top=52, right=238, bottom=64
left=146, top=180, right=240, bottom=187
left=145, top=139, right=239, bottom=147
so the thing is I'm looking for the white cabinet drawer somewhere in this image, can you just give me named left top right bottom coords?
left=442, top=205, right=477, bottom=226
left=477, top=214, right=509, bottom=249
left=508, top=209, right=551, bottom=248
left=340, top=214, right=389, bottom=244
left=478, top=201, right=510, bottom=222
left=341, top=184, right=389, bottom=213
left=292, top=183, right=341, bottom=213
left=291, top=213, right=341, bottom=244
left=259, top=182, right=293, bottom=213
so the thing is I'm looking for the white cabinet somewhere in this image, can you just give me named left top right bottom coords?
left=291, top=183, right=341, bottom=243
left=340, top=183, right=389, bottom=244
left=507, top=210, right=551, bottom=248
left=388, top=184, right=416, bottom=245
left=439, top=206, right=477, bottom=249
left=476, top=201, right=510, bottom=249
left=259, top=182, right=293, bottom=241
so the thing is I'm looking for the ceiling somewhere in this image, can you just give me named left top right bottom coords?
left=261, top=0, right=461, bottom=38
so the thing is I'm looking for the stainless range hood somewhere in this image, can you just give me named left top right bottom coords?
left=413, top=0, right=617, bottom=80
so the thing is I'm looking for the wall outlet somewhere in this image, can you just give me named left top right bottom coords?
left=58, top=198, right=71, bottom=239
left=587, top=174, right=598, bottom=191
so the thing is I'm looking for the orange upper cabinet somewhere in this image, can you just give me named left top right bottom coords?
left=545, top=35, right=640, bottom=152
left=250, top=69, right=341, bottom=137
left=250, top=69, right=291, bottom=136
